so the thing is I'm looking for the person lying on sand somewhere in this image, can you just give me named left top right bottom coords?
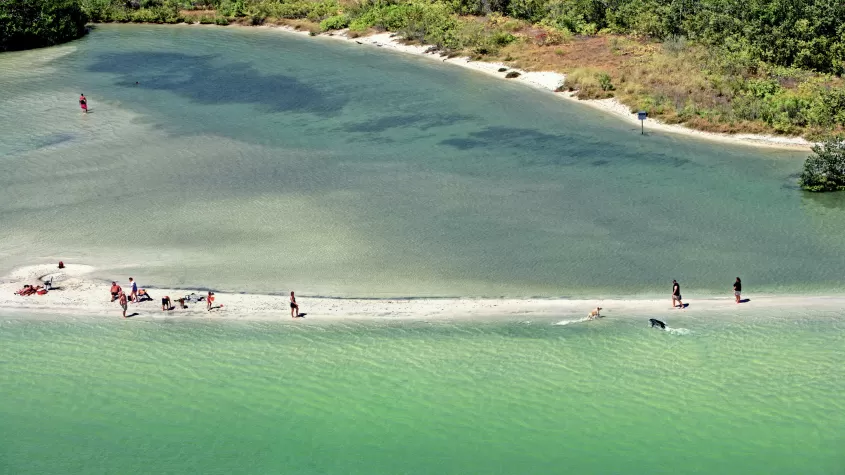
left=15, top=285, right=45, bottom=296
left=15, top=285, right=35, bottom=296
left=110, top=282, right=121, bottom=302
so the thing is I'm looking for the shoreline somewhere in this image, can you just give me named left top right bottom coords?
left=169, top=22, right=813, bottom=151
left=4, top=264, right=843, bottom=322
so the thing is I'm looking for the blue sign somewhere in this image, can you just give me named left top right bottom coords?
left=637, top=111, right=648, bottom=121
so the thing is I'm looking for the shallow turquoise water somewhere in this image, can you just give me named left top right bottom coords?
left=1, top=25, right=845, bottom=297
left=1, top=313, right=843, bottom=474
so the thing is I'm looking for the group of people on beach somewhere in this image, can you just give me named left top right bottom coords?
left=107, top=277, right=303, bottom=319
left=669, top=277, right=742, bottom=309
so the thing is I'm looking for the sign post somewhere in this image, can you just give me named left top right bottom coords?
left=637, top=111, right=647, bottom=135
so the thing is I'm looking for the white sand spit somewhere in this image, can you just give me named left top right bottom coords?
left=2, top=264, right=842, bottom=322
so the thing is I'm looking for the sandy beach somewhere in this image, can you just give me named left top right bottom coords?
left=252, top=25, right=812, bottom=151
left=3, top=263, right=841, bottom=322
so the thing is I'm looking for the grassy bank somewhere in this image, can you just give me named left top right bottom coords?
left=79, top=0, right=844, bottom=139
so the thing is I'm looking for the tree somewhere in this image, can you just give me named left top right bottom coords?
left=799, top=135, right=845, bottom=192
left=0, top=0, right=88, bottom=51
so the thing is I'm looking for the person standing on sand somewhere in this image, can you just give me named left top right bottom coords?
left=290, top=291, right=299, bottom=318
left=79, top=94, right=87, bottom=113
left=207, top=291, right=215, bottom=311
left=733, top=277, right=742, bottom=304
left=119, top=291, right=128, bottom=318
left=672, top=279, right=683, bottom=309
left=128, top=277, right=138, bottom=303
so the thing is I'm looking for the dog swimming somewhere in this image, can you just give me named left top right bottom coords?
left=649, top=318, right=666, bottom=329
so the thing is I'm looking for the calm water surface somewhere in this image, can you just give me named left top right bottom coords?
left=1, top=25, right=845, bottom=297
left=1, top=312, right=844, bottom=474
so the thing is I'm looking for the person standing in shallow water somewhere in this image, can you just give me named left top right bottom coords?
left=290, top=291, right=299, bottom=318
left=79, top=94, right=87, bottom=113
left=733, top=277, right=742, bottom=304
left=672, top=279, right=683, bottom=309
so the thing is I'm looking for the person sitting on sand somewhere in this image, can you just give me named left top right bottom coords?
left=119, top=291, right=128, bottom=318
left=161, top=296, right=172, bottom=311
left=290, top=291, right=300, bottom=318
left=110, top=282, right=121, bottom=302
left=176, top=297, right=187, bottom=309
left=137, top=288, right=152, bottom=302
left=207, top=291, right=215, bottom=311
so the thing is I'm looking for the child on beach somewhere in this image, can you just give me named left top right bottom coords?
left=207, top=291, right=215, bottom=311
left=79, top=94, right=87, bottom=113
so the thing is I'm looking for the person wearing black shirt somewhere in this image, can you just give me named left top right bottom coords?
left=733, top=277, right=742, bottom=304
left=672, top=279, right=683, bottom=309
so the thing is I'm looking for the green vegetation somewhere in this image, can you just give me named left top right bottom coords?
left=1, top=0, right=88, bottom=51
left=800, top=136, right=845, bottom=192
left=14, top=0, right=842, bottom=138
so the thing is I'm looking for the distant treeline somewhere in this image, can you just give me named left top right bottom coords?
left=457, top=0, right=845, bottom=75
left=81, top=0, right=845, bottom=75
left=1, top=0, right=89, bottom=51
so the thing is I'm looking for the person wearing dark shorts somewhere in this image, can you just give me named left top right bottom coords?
left=733, top=277, right=742, bottom=304
left=290, top=291, right=299, bottom=318
left=161, top=296, right=172, bottom=311
left=110, top=282, right=121, bottom=302
left=672, top=279, right=683, bottom=309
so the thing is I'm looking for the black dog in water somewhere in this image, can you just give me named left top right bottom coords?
left=649, top=318, right=666, bottom=329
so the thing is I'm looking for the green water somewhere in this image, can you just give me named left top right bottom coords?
left=1, top=313, right=843, bottom=474
left=2, top=25, right=845, bottom=297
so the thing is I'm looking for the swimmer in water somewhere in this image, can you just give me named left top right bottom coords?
left=79, top=94, right=87, bottom=113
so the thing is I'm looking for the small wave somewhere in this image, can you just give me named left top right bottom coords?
left=665, top=327, right=691, bottom=335
left=554, top=316, right=592, bottom=326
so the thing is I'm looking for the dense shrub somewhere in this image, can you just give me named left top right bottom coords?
left=320, top=14, right=349, bottom=31
left=800, top=136, right=845, bottom=192
left=1, top=0, right=89, bottom=51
